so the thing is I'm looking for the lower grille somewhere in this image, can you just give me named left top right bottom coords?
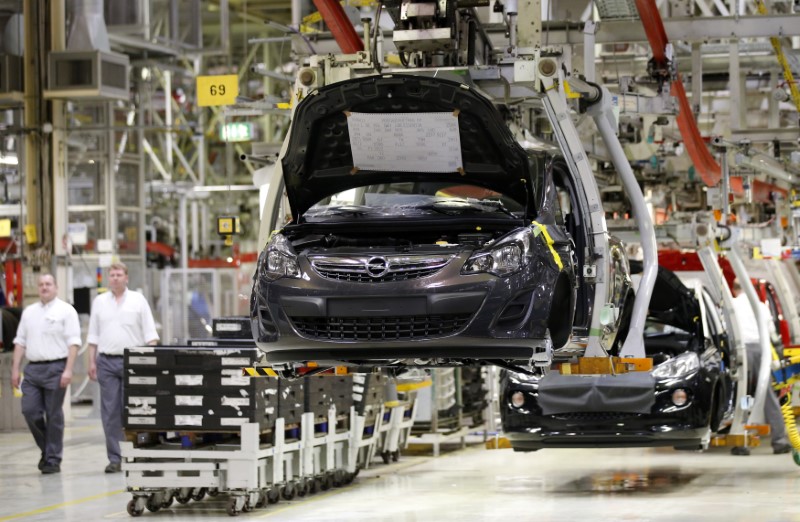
left=291, top=314, right=471, bottom=341
left=550, top=412, right=640, bottom=422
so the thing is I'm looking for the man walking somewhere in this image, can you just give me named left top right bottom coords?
left=88, top=262, right=159, bottom=473
left=11, top=274, right=82, bottom=474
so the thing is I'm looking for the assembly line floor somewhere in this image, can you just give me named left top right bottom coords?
left=1, top=405, right=798, bottom=522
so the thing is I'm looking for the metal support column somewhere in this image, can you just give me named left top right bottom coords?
left=691, top=42, right=702, bottom=116
left=583, top=21, right=596, bottom=83
left=729, top=40, right=743, bottom=131
left=721, top=150, right=730, bottom=226
left=51, top=0, right=69, bottom=292
left=23, top=0, right=44, bottom=271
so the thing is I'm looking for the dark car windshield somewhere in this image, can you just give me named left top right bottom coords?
left=304, top=182, right=524, bottom=221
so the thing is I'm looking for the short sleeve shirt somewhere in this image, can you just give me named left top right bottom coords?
left=87, top=289, right=159, bottom=355
left=13, top=298, right=82, bottom=361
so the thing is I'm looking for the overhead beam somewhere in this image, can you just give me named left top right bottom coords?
left=305, top=15, right=800, bottom=54
left=596, top=14, right=800, bottom=43
left=731, top=128, right=800, bottom=142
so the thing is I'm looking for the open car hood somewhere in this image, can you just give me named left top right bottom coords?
left=281, top=74, right=539, bottom=221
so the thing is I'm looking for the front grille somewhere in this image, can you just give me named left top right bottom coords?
left=550, top=412, right=640, bottom=422
left=310, top=255, right=453, bottom=283
left=291, top=314, right=471, bottom=340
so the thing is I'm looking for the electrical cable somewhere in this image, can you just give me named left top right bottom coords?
left=769, top=344, right=800, bottom=464
left=372, top=3, right=383, bottom=72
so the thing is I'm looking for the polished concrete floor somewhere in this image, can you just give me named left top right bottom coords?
left=1, top=405, right=799, bottom=522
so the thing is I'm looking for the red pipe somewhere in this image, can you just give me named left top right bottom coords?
left=633, top=0, right=669, bottom=64
left=671, top=77, right=721, bottom=186
left=729, top=177, right=787, bottom=203
left=312, top=0, right=364, bottom=54
left=634, top=0, right=722, bottom=187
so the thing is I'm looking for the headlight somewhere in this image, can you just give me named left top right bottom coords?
left=462, top=229, right=532, bottom=277
left=264, top=234, right=301, bottom=279
left=652, top=351, right=700, bottom=379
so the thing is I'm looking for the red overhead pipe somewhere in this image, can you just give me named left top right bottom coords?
left=671, top=78, right=721, bottom=186
left=633, top=0, right=669, bottom=64
left=312, top=0, right=364, bottom=54
left=634, top=0, right=721, bottom=187
left=729, top=176, right=787, bottom=203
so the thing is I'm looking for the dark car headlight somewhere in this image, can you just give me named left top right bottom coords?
left=265, top=233, right=301, bottom=279
left=462, top=229, right=532, bottom=277
left=652, top=351, right=699, bottom=380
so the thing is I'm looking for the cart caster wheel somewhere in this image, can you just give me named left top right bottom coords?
left=207, top=488, right=220, bottom=497
left=266, top=488, right=281, bottom=504
left=343, top=472, right=356, bottom=485
left=320, top=473, right=333, bottom=491
left=191, top=488, right=207, bottom=501
left=176, top=491, right=191, bottom=504
left=242, top=500, right=254, bottom=513
left=332, top=470, right=343, bottom=487
left=146, top=496, right=161, bottom=513
left=255, top=491, right=267, bottom=508
left=282, top=484, right=296, bottom=501
left=391, top=450, right=400, bottom=462
left=381, top=450, right=391, bottom=464
left=127, top=499, right=144, bottom=517
left=227, top=498, right=241, bottom=517
left=309, top=478, right=320, bottom=494
left=296, top=479, right=309, bottom=497
left=161, top=494, right=174, bottom=508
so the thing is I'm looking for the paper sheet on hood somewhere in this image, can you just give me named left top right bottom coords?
left=347, top=112, right=463, bottom=173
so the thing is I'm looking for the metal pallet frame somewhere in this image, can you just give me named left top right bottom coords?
left=121, top=405, right=378, bottom=516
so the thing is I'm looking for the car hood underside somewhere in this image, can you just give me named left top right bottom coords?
left=281, top=74, right=539, bottom=220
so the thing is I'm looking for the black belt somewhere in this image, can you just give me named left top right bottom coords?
left=100, top=353, right=124, bottom=358
left=28, top=358, right=67, bottom=365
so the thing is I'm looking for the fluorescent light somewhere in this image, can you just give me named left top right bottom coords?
left=0, top=155, right=18, bottom=165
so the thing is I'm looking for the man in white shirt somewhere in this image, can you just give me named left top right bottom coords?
left=10, top=274, right=81, bottom=474
left=88, top=262, right=159, bottom=473
left=731, top=278, right=790, bottom=454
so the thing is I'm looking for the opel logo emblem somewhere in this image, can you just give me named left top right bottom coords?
left=366, top=256, right=389, bottom=278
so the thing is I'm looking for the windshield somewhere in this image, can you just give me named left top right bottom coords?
left=304, top=182, right=524, bottom=221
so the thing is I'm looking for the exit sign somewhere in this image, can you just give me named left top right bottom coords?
left=220, top=122, right=255, bottom=142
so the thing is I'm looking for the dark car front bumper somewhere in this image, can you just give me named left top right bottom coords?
left=251, top=251, right=564, bottom=364
left=501, top=370, right=715, bottom=450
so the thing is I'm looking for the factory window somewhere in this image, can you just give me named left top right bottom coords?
left=117, top=211, right=141, bottom=255
left=116, top=162, right=140, bottom=207
left=68, top=161, right=105, bottom=206
left=67, top=210, right=105, bottom=253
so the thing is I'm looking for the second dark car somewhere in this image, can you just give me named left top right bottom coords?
left=501, top=264, right=733, bottom=450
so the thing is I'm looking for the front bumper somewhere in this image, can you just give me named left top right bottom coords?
left=251, top=251, right=563, bottom=364
left=501, top=370, right=715, bottom=449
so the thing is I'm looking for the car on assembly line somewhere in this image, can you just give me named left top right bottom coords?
left=501, top=263, right=734, bottom=451
left=249, top=74, right=634, bottom=368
